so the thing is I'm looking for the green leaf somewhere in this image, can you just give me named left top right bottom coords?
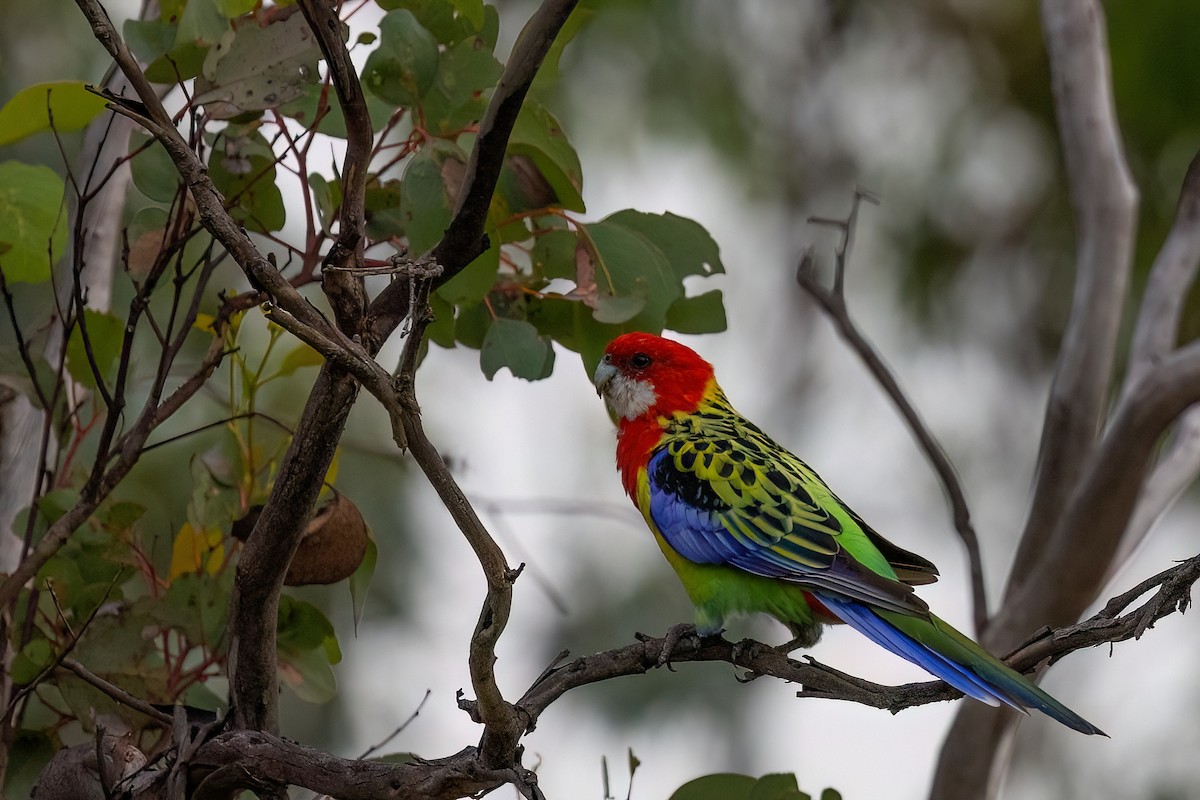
left=749, top=774, right=806, bottom=800
left=509, top=102, right=585, bottom=212
left=375, top=0, right=485, bottom=44
left=437, top=241, right=499, bottom=304
left=0, top=82, right=110, bottom=147
left=818, top=790, right=842, bottom=800
left=583, top=217, right=679, bottom=329
left=399, top=141, right=466, bottom=254
left=532, top=6, right=593, bottom=93
left=419, top=35, right=502, bottom=135
left=426, top=292, right=457, bottom=348
left=11, top=638, right=54, bottom=685
left=125, top=18, right=177, bottom=62
left=275, top=341, right=325, bottom=377
left=279, top=644, right=337, bottom=703
left=176, top=0, right=228, bottom=47
left=215, top=0, right=255, bottom=17
left=363, top=10, right=440, bottom=107
left=208, top=130, right=286, bottom=233
left=349, top=537, right=377, bottom=635
left=279, top=81, right=396, bottom=137
left=194, top=11, right=324, bottom=118
left=277, top=594, right=339, bottom=657
left=130, top=133, right=182, bottom=203
left=66, top=310, right=125, bottom=390
left=454, top=300, right=489, bottom=348
left=4, top=731, right=56, bottom=800
left=602, top=210, right=725, bottom=279
left=145, top=42, right=211, bottom=83
left=669, top=774, right=757, bottom=800
left=665, top=289, right=727, bottom=334
left=145, top=572, right=229, bottom=645
left=0, top=162, right=65, bottom=284
left=0, top=347, right=56, bottom=407
left=364, top=176, right=405, bottom=239
left=532, top=228, right=578, bottom=280
left=480, top=318, right=555, bottom=381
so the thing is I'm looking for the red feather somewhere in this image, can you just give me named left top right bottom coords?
left=603, top=333, right=716, bottom=496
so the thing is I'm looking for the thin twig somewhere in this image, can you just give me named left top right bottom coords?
left=796, top=189, right=989, bottom=634
left=357, top=689, right=432, bottom=760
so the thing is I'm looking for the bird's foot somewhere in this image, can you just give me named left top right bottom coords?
left=657, top=623, right=703, bottom=671
left=731, top=637, right=765, bottom=662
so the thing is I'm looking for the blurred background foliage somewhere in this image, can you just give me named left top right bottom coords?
left=4, top=1, right=1200, bottom=798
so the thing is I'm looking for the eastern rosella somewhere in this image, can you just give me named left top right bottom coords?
left=593, top=332, right=1102, bottom=734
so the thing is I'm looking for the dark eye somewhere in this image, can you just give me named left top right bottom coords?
left=631, top=353, right=652, bottom=369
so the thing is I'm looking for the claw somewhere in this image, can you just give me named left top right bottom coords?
left=657, top=623, right=700, bottom=670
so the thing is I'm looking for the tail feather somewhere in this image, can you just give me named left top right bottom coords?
left=816, top=595, right=1106, bottom=736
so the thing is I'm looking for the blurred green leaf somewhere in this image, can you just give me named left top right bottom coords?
left=454, top=299, right=489, bottom=348
left=130, top=133, right=182, bottom=203
left=215, top=0, right=255, bottom=17
left=509, top=102, right=585, bottom=212
left=4, top=730, right=56, bottom=800
left=365, top=176, right=405, bottom=240
left=363, top=10, right=440, bottom=107
left=275, top=341, right=325, bottom=377
left=145, top=42, right=210, bottom=82
left=280, top=82, right=397, bottom=137
left=65, top=310, right=124, bottom=390
left=399, top=141, right=466, bottom=254
left=277, top=594, right=339, bottom=658
left=818, top=790, right=842, bottom=800
left=437, top=241, right=499, bottom=304
left=0, top=347, right=56, bottom=407
left=11, top=639, right=54, bottom=685
left=420, top=35, right=502, bottom=135
left=279, top=644, right=337, bottom=703
left=0, top=162, right=66, bottom=284
left=376, top=0, right=485, bottom=44
left=748, top=773, right=806, bottom=800
left=426, top=292, right=457, bottom=348
left=670, top=774, right=758, bottom=800
left=208, top=130, right=286, bottom=232
left=665, top=289, right=727, bottom=334
left=0, top=82, right=109, bottom=146
left=532, top=228, right=578, bottom=281
left=480, top=318, right=554, bottom=380
left=176, top=0, right=227, bottom=47
left=145, top=572, right=229, bottom=646
left=349, top=537, right=378, bottom=635
left=125, top=18, right=177, bottom=62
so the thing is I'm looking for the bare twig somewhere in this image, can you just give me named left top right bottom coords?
left=797, top=189, right=989, bottom=634
left=59, top=659, right=173, bottom=726
left=357, top=689, right=432, bottom=760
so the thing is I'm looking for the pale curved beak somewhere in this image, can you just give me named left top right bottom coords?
left=593, top=360, right=617, bottom=397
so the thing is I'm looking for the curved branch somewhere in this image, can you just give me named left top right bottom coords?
left=1002, top=0, right=1138, bottom=616
left=367, top=0, right=581, bottom=343
left=296, top=0, right=370, bottom=331
left=798, top=191, right=988, bottom=634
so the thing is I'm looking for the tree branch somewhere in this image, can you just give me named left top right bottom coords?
left=1001, top=0, right=1138, bottom=621
left=798, top=189, right=988, bottom=634
left=366, top=0, right=581, bottom=343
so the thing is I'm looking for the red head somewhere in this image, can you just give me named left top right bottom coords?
left=593, top=333, right=716, bottom=422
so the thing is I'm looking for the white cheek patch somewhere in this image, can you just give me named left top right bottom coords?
left=606, top=374, right=657, bottom=420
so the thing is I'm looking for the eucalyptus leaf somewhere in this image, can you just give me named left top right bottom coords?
left=0, top=162, right=66, bottom=284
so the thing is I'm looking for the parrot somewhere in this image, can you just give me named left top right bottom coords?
left=592, top=332, right=1103, bottom=735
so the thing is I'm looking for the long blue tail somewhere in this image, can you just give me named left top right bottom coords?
left=817, top=595, right=1105, bottom=735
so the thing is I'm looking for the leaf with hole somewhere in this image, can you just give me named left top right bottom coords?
left=480, top=318, right=555, bottom=381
